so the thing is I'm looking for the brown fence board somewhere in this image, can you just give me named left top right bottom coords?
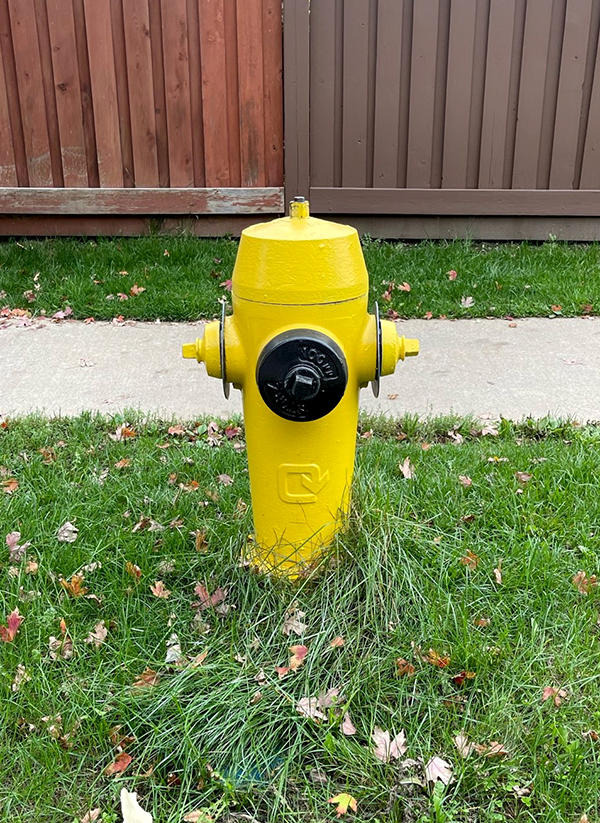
left=283, top=0, right=309, bottom=200
left=84, top=0, right=123, bottom=187
left=0, top=33, right=17, bottom=186
left=223, top=0, right=241, bottom=186
left=342, top=0, right=370, bottom=187
left=372, top=0, right=403, bottom=188
left=46, top=0, right=88, bottom=187
left=478, top=0, right=516, bottom=188
left=199, top=0, right=231, bottom=187
left=309, top=0, right=336, bottom=186
left=407, top=0, right=439, bottom=188
left=32, top=0, right=64, bottom=185
left=148, top=0, right=169, bottom=187
left=161, top=0, right=194, bottom=187
left=550, top=0, right=594, bottom=189
left=442, top=0, right=477, bottom=188
left=122, top=0, right=159, bottom=186
left=310, top=186, right=600, bottom=216
left=110, top=0, right=135, bottom=185
left=262, top=0, right=283, bottom=186
left=0, top=186, right=284, bottom=213
left=512, top=0, right=553, bottom=188
left=237, top=0, right=266, bottom=186
left=8, top=0, right=53, bottom=186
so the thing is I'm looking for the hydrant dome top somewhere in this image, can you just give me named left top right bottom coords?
left=232, top=213, right=369, bottom=305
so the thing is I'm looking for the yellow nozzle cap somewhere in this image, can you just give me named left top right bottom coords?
left=397, top=336, right=419, bottom=360
left=182, top=340, right=202, bottom=361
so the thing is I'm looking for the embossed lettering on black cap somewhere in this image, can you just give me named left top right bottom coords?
left=256, top=330, right=348, bottom=422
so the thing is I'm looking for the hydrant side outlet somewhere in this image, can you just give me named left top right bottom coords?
left=183, top=201, right=419, bottom=576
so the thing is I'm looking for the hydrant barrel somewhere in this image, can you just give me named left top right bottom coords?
left=183, top=200, right=419, bottom=575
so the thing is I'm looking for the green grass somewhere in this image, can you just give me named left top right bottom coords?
left=2, top=414, right=600, bottom=822
left=0, top=235, right=598, bottom=321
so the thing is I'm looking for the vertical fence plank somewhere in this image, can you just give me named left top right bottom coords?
left=310, top=0, right=336, bottom=186
left=478, top=0, right=517, bottom=188
left=46, top=0, right=88, bottom=186
left=372, top=0, right=403, bottom=187
left=199, top=0, right=231, bottom=186
left=72, top=0, right=100, bottom=187
left=262, top=0, right=283, bottom=186
left=122, top=0, right=159, bottom=186
left=186, top=0, right=205, bottom=186
left=148, top=0, right=169, bottom=186
left=580, top=37, right=600, bottom=189
left=111, top=0, right=135, bottom=185
left=7, top=0, right=52, bottom=185
left=84, top=0, right=123, bottom=187
left=442, top=0, right=477, bottom=188
left=160, top=0, right=193, bottom=187
left=550, top=0, right=594, bottom=189
left=0, top=32, right=17, bottom=185
left=407, top=0, right=439, bottom=188
left=284, top=0, right=309, bottom=199
left=512, top=0, right=553, bottom=188
left=223, top=0, right=241, bottom=186
left=0, top=0, right=28, bottom=185
left=342, top=0, right=370, bottom=187
left=32, top=0, right=63, bottom=185
left=237, top=0, right=266, bottom=186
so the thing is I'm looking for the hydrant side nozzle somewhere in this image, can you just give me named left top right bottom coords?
left=182, top=339, right=203, bottom=361
left=397, top=335, right=419, bottom=361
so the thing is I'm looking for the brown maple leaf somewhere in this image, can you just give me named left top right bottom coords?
left=0, top=608, right=23, bottom=642
left=192, top=582, right=227, bottom=611
left=104, top=752, right=132, bottom=776
left=60, top=575, right=88, bottom=597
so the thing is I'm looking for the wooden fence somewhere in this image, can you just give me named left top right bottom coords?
left=0, top=0, right=284, bottom=232
left=285, top=0, right=600, bottom=239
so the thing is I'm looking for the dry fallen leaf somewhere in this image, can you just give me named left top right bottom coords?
left=399, top=457, right=414, bottom=479
left=49, top=633, right=74, bottom=660
left=57, top=521, right=78, bottom=543
left=289, top=644, right=309, bottom=671
left=217, top=473, right=233, bottom=486
left=80, top=810, right=101, bottom=823
left=60, top=575, right=89, bottom=597
left=460, top=550, right=479, bottom=570
left=132, top=668, right=160, bottom=688
left=341, top=712, right=357, bottom=736
left=120, top=788, right=152, bottom=823
left=452, top=670, right=476, bottom=686
left=398, top=281, right=411, bottom=292
left=109, top=425, right=137, bottom=441
left=125, top=562, right=142, bottom=579
left=182, top=811, right=212, bottom=823
left=454, top=732, right=474, bottom=758
left=461, top=296, right=475, bottom=308
left=296, top=697, right=327, bottom=722
left=372, top=727, right=407, bottom=762
left=494, top=559, right=503, bottom=585
left=1, top=477, right=19, bottom=494
left=6, top=531, right=30, bottom=562
left=150, top=580, right=171, bottom=599
left=329, top=635, right=344, bottom=648
left=0, top=609, right=24, bottom=643
left=573, top=570, right=597, bottom=595
left=11, top=663, right=31, bottom=692
left=114, top=458, right=131, bottom=469
left=542, top=686, right=568, bottom=707
left=192, top=582, right=227, bottom=611
left=395, top=658, right=416, bottom=677
left=422, top=648, right=450, bottom=668
left=515, top=471, right=533, bottom=484
left=425, top=756, right=453, bottom=784
left=129, top=284, right=146, bottom=297
left=328, top=793, right=357, bottom=818
left=447, top=269, right=458, bottom=280
left=165, top=632, right=183, bottom=665
left=85, top=621, right=108, bottom=649
left=474, top=740, right=509, bottom=758
left=458, top=475, right=473, bottom=488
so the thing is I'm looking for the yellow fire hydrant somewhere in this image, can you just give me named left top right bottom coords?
left=183, top=198, right=418, bottom=575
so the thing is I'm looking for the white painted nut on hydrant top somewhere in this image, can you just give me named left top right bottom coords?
left=183, top=198, right=419, bottom=575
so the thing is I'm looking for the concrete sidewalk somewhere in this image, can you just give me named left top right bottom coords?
left=1, top=317, right=599, bottom=420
